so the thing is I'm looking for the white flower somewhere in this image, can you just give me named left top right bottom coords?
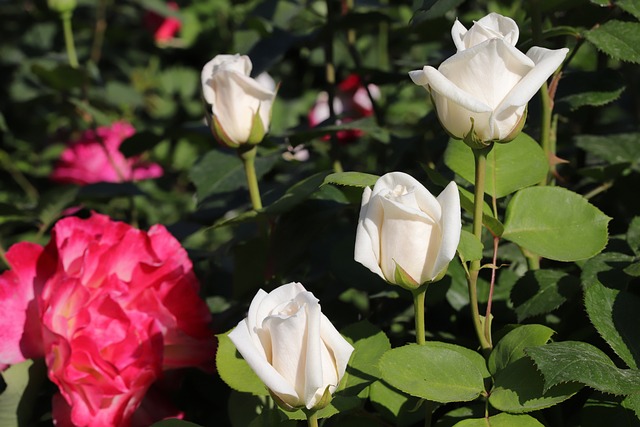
left=228, top=282, right=354, bottom=411
left=201, top=54, right=277, bottom=147
left=451, top=12, right=519, bottom=51
left=354, top=172, right=461, bottom=288
left=409, top=13, right=568, bottom=144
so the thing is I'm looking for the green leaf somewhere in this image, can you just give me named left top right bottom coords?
left=340, top=320, right=391, bottom=393
left=32, top=63, right=86, bottom=91
left=457, top=229, right=483, bottom=263
left=627, top=217, right=640, bottom=256
left=265, top=172, right=330, bottom=215
left=488, top=324, right=556, bottom=376
left=378, top=342, right=487, bottom=403
left=423, top=166, right=503, bottom=236
left=0, top=360, right=47, bottom=427
left=526, top=341, right=640, bottom=395
left=444, top=134, right=548, bottom=199
left=555, top=70, right=626, bottom=112
left=584, top=280, right=640, bottom=369
left=489, top=356, right=582, bottom=413
left=120, top=131, right=163, bottom=157
left=215, top=330, right=268, bottom=396
left=510, top=269, right=581, bottom=322
left=458, top=186, right=504, bottom=237
left=502, top=186, right=610, bottom=261
left=368, top=381, right=424, bottom=427
left=581, top=252, right=636, bottom=290
left=580, top=395, right=640, bottom=427
left=623, top=393, right=640, bottom=420
left=189, top=150, right=278, bottom=202
left=585, top=20, right=640, bottom=64
left=618, top=0, right=640, bottom=19
left=322, top=171, right=380, bottom=189
left=453, top=413, right=545, bottom=427
left=575, top=133, right=640, bottom=172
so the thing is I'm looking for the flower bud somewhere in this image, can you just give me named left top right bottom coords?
left=354, top=172, right=462, bottom=287
left=201, top=54, right=277, bottom=148
left=409, top=12, right=568, bottom=146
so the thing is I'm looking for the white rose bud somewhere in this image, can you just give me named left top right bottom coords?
left=201, top=54, right=277, bottom=148
left=228, top=282, right=354, bottom=411
left=451, top=12, right=519, bottom=51
left=409, top=13, right=568, bottom=147
left=354, top=172, right=461, bottom=289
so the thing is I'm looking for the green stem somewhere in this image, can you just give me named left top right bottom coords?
left=61, top=10, right=79, bottom=68
left=306, top=410, right=319, bottom=427
left=469, top=146, right=493, bottom=355
left=538, top=81, right=552, bottom=186
left=530, top=0, right=553, bottom=186
left=238, top=145, right=263, bottom=211
left=412, top=285, right=428, bottom=345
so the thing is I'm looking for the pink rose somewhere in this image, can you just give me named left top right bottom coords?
left=50, top=121, right=163, bottom=186
left=308, top=74, right=381, bottom=144
left=144, top=2, right=181, bottom=43
left=0, top=213, right=215, bottom=427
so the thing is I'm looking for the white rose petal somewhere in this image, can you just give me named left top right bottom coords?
left=354, top=172, right=461, bottom=286
left=228, top=282, right=354, bottom=410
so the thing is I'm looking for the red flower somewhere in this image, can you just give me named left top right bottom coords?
left=144, top=2, right=181, bottom=43
left=0, top=213, right=215, bottom=427
left=50, top=121, right=163, bottom=186
left=308, top=74, right=380, bottom=144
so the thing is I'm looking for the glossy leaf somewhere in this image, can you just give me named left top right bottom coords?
left=526, top=341, right=640, bottom=395
left=584, top=280, right=640, bottom=369
left=510, top=269, right=581, bottom=322
left=444, top=133, right=548, bottom=198
left=323, top=171, right=380, bottom=188
left=457, top=229, right=483, bottom=263
left=453, top=413, right=545, bottom=427
left=489, top=356, right=582, bottom=413
left=502, top=186, right=610, bottom=261
left=378, top=342, right=487, bottom=403
left=585, top=20, right=640, bottom=64
left=215, top=330, right=267, bottom=396
left=488, top=324, right=556, bottom=376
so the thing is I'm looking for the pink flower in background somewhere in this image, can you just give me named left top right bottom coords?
left=144, top=2, right=181, bottom=43
left=0, top=213, right=216, bottom=427
left=51, top=121, right=163, bottom=186
left=308, top=74, right=380, bottom=144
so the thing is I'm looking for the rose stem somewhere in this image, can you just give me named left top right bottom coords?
left=483, top=235, right=500, bottom=345
left=469, top=146, right=493, bottom=355
left=413, top=284, right=435, bottom=426
left=412, top=285, right=428, bottom=345
left=530, top=0, right=553, bottom=187
left=60, top=10, right=79, bottom=68
left=306, top=410, right=319, bottom=427
left=238, top=145, right=263, bottom=211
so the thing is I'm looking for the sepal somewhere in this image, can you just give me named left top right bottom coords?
left=393, top=261, right=422, bottom=290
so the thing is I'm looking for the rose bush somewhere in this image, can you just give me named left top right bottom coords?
left=354, top=172, right=461, bottom=288
left=50, top=121, right=163, bottom=185
left=0, top=213, right=216, bottom=427
left=409, top=13, right=568, bottom=144
left=308, top=74, right=380, bottom=144
left=228, top=282, right=354, bottom=411
left=201, top=54, right=277, bottom=147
